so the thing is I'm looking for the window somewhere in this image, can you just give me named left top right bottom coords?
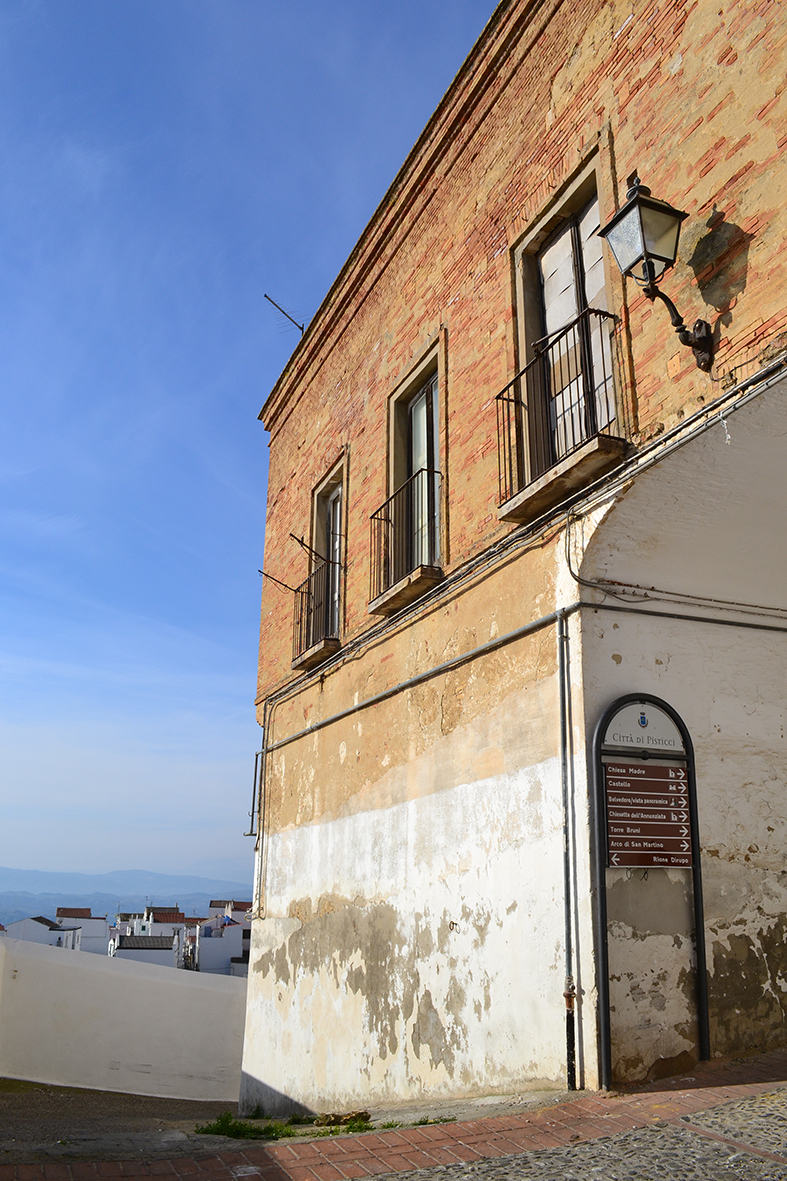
left=291, top=465, right=343, bottom=670
left=535, top=195, right=615, bottom=461
left=314, top=477, right=343, bottom=639
left=498, top=173, right=628, bottom=521
left=370, top=368, right=442, bottom=614
left=401, top=372, right=440, bottom=572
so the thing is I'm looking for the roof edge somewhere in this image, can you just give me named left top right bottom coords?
left=258, top=0, right=529, bottom=429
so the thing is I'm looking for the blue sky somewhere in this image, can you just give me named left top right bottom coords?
left=0, top=1, right=493, bottom=884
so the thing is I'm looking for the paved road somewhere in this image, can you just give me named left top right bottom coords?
left=375, top=1089, right=787, bottom=1179
left=0, top=1051, right=785, bottom=1180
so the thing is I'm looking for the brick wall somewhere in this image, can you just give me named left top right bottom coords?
left=257, top=0, right=787, bottom=703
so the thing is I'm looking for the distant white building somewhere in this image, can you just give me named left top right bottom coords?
left=144, top=906, right=187, bottom=939
left=208, top=899, right=251, bottom=923
left=6, top=916, right=81, bottom=949
left=108, top=933, right=176, bottom=967
left=195, top=918, right=248, bottom=977
left=116, top=906, right=186, bottom=940
left=56, top=908, right=109, bottom=955
left=194, top=901, right=251, bottom=976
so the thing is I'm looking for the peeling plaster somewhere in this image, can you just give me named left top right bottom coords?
left=242, top=754, right=582, bottom=1111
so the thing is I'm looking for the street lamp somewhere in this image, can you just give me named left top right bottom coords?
left=599, top=174, right=713, bottom=371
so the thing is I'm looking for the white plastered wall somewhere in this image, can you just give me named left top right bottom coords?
left=577, top=376, right=787, bottom=1079
left=0, top=938, right=247, bottom=1100
left=242, top=652, right=600, bottom=1113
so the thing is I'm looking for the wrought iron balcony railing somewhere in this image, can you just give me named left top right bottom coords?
left=292, top=559, right=341, bottom=663
left=496, top=307, right=621, bottom=505
left=370, top=468, right=441, bottom=604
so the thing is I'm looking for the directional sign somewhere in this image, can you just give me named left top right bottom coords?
left=603, top=759, right=693, bottom=867
left=608, top=851, right=693, bottom=868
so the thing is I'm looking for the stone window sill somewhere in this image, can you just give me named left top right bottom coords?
left=498, top=435, right=630, bottom=524
left=368, top=565, right=443, bottom=616
left=291, top=636, right=341, bottom=672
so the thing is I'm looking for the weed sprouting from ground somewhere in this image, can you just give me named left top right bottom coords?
left=195, top=1112, right=297, bottom=1140
left=342, top=1116, right=374, bottom=1133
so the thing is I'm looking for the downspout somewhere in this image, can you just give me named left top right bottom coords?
left=557, top=609, right=577, bottom=1090
left=253, top=699, right=270, bottom=919
left=251, top=603, right=583, bottom=1084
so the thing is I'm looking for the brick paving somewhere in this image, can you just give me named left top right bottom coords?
left=1, top=1051, right=785, bottom=1181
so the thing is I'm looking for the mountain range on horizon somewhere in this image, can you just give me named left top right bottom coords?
left=0, top=865, right=251, bottom=896
left=0, top=866, right=254, bottom=928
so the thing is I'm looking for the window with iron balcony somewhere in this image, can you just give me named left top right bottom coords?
left=291, top=466, right=343, bottom=671
left=498, top=179, right=631, bottom=524
left=369, top=369, right=442, bottom=615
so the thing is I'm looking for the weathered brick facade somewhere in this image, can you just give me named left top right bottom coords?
left=258, top=0, right=787, bottom=700
left=243, top=0, right=787, bottom=1109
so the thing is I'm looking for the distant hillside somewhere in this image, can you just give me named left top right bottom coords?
left=0, top=866, right=251, bottom=896
left=0, top=891, right=253, bottom=926
left=0, top=866, right=253, bottom=927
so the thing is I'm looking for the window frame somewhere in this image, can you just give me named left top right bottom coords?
left=499, top=155, right=630, bottom=521
left=291, top=456, right=346, bottom=671
left=368, top=339, right=445, bottom=614
left=388, top=344, right=442, bottom=498
left=311, top=460, right=345, bottom=640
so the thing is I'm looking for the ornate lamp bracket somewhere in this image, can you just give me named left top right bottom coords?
left=643, top=282, right=713, bottom=372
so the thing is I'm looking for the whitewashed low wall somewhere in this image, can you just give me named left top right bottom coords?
left=0, top=938, right=246, bottom=1100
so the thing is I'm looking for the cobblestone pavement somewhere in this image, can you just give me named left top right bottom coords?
left=0, top=1050, right=785, bottom=1180
left=368, top=1091, right=787, bottom=1180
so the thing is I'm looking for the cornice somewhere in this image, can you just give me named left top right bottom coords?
left=260, top=0, right=554, bottom=437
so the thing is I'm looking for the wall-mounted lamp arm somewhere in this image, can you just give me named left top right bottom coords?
left=599, top=181, right=715, bottom=373
left=643, top=281, right=713, bottom=373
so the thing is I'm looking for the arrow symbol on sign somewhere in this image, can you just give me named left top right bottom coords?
left=679, top=826, right=689, bottom=836
left=611, top=854, right=620, bottom=865
left=676, top=798, right=687, bottom=807
left=681, top=840, right=690, bottom=851
left=676, top=769, right=686, bottom=780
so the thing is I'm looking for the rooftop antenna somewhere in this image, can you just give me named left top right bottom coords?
left=258, top=569, right=297, bottom=592
left=289, top=533, right=329, bottom=563
left=264, top=293, right=304, bottom=335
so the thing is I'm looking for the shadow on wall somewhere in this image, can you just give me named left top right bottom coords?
left=685, top=207, right=755, bottom=327
left=707, top=912, right=787, bottom=1059
left=239, top=1071, right=314, bottom=1119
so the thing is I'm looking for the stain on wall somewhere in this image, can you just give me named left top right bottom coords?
left=606, top=869, right=698, bottom=1083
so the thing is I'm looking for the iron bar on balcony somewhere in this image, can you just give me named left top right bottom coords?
left=370, top=468, right=441, bottom=606
left=497, top=307, right=621, bottom=505
left=292, top=559, right=341, bottom=664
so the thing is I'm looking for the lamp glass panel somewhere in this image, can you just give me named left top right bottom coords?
left=603, top=207, right=644, bottom=274
left=630, top=257, right=668, bottom=282
left=640, top=205, right=682, bottom=265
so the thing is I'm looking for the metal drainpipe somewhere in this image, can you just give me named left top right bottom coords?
left=252, top=605, right=584, bottom=1080
left=557, top=609, right=577, bottom=1090
left=253, top=699, right=270, bottom=919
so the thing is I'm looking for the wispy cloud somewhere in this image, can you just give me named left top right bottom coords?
left=0, top=508, right=84, bottom=540
left=0, top=0, right=490, bottom=881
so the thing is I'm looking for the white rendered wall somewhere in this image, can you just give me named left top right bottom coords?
left=242, top=736, right=596, bottom=1114
left=65, top=917, right=109, bottom=955
left=115, top=946, right=175, bottom=967
left=0, top=938, right=247, bottom=1100
left=578, top=379, right=787, bottom=1078
left=5, top=918, right=62, bottom=946
left=199, top=924, right=243, bottom=975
